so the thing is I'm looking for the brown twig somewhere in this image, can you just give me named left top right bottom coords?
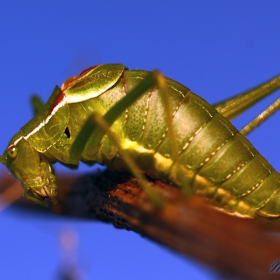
left=1, top=170, right=280, bottom=279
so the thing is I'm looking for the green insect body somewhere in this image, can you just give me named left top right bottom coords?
left=1, top=64, right=280, bottom=221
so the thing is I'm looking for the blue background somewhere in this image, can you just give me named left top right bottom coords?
left=1, top=1, right=280, bottom=279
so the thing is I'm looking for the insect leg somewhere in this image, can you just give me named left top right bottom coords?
left=87, top=113, right=164, bottom=205
left=155, top=73, right=179, bottom=158
left=213, top=75, right=280, bottom=120
left=30, top=95, right=44, bottom=115
left=240, top=97, right=280, bottom=135
left=70, top=71, right=164, bottom=206
left=70, top=71, right=158, bottom=161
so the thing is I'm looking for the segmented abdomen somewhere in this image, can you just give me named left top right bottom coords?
left=114, top=70, right=280, bottom=218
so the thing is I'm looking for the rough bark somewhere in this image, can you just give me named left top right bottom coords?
left=1, top=170, right=280, bottom=280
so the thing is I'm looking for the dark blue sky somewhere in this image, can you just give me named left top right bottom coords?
left=1, top=1, right=280, bottom=279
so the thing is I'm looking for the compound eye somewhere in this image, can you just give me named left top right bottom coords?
left=7, top=145, right=18, bottom=159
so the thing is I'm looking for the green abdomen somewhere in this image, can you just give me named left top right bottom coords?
left=63, top=69, right=280, bottom=218
left=118, top=70, right=280, bottom=218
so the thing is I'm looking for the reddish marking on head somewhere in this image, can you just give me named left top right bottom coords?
left=7, top=143, right=15, bottom=150
left=60, top=65, right=99, bottom=91
left=61, top=76, right=78, bottom=91
left=50, top=92, right=65, bottom=114
left=79, top=65, right=98, bottom=77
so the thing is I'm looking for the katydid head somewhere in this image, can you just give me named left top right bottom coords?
left=1, top=135, right=58, bottom=207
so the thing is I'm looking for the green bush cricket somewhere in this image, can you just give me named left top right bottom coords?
left=1, top=64, right=280, bottom=224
